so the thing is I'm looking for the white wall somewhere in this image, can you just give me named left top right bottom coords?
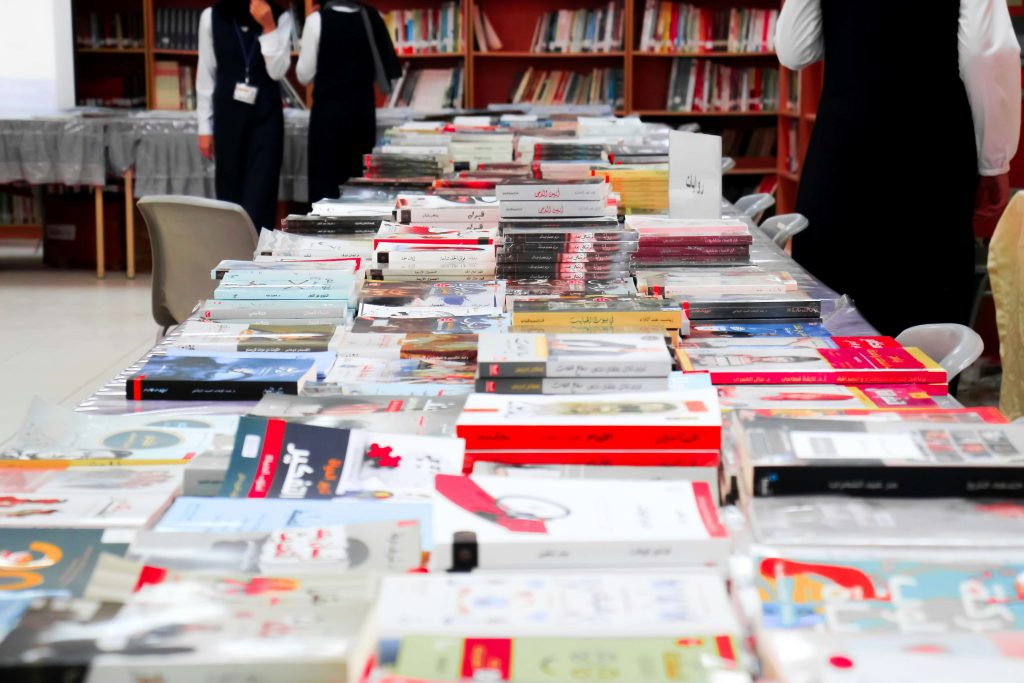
left=0, top=0, right=75, bottom=114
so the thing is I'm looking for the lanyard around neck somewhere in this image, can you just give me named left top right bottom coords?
left=233, top=21, right=261, bottom=84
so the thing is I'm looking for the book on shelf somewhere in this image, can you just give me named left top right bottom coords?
left=666, top=59, right=778, bottom=112
left=154, top=7, right=202, bottom=51
left=472, top=5, right=503, bottom=52
left=510, top=67, right=625, bottom=108
left=75, top=11, right=145, bottom=49
left=384, top=2, right=462, bottom=54
left=373, top=571, right=744, bottom=682
left=529, top=3, right=625, bottom=53
left=638, top=2, right=778, bottom=53
left=153, top=60, right=196, bottom=111
left=430, top=475, right=728, bottom=571
left=786, top=118, right=799, bottom=173
left=387, top=65, right=464, bottom=109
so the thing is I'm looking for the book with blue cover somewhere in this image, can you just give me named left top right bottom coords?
left=125, top=356, right=317, bottom=401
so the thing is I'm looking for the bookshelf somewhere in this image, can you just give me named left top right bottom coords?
left=69, top=0, right=788, bottom=180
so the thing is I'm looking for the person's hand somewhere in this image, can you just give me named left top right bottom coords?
left=199, top=135, right=214, bottom=161
left=974, top=173, right=1011, bottom=237
left=250, top=0, right=276, bottom=33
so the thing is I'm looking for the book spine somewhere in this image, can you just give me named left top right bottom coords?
left=752, top=465, right=1024, bottom=498
left=512, top=310, right=684, bottom=330
left=685, top=301, right=822, bottom=320
left=198, top=304, right=349, bottom=319
left=464, top=448, right=719, bottom=469
left=693, top=369, right=948, bottom=386
left=367, top=267, right=494, bottom=278
left=399, top=208, right=500, bottom=223
left=374, top=250, right=496, bottom=269
left=495, top=184, right=608, bottom=201
left=478, top=361, right=549, bottom=378
left=457, top=424, right=721, bottom=452
left=474, top=377, right=671, bottom=393
left=127, top=378, right=299, bottom=401
left=213, top=288, right=353, bottom=301
left=499, top=199, right=607, bottom=218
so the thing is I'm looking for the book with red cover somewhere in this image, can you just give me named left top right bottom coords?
left=676, top=344, right=946, bottom=387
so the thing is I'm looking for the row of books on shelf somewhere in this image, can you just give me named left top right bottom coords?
left=386, top=65, right=465, bottom=110
left=154, top=7, right=202, bottom=52
left=667, top=59, right=779, bottom=112
left=510, top=67, right=624, bottom=107
left=638, top=1, right=778, bottom=53
left=384, top=2, right=463, bottom=54
left=0, top=192, right=41, bottom=226
left=529, top=3, right=626, bottom=54
left=75, top=11, right=144, bottom=50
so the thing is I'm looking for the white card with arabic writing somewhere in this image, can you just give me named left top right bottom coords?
left=668, top=131, right=722, bottom=220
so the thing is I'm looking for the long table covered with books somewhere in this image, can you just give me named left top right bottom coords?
left=4, top=112, right=1016, bottom=683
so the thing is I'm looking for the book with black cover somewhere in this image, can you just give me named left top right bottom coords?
left=125, top=356, right=316, bottom=401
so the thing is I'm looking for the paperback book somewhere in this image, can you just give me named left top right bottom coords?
left=476, top=332, right=672, bottom=378
left=250, top=395, right=466, bottom=436
left=125, top=356, right=317, bottom=401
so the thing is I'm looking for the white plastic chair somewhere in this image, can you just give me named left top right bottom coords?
left=735, top=192, right=776, bottom=222
left=721, top=157, right=737, bottom=174
left=760, top=213, right=809, bottom=248
left=895, top=323, right=984, bottom=381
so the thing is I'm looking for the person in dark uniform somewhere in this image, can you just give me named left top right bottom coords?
left=777, top=0, right=1020, bottom=336
left=296, top=1, right=401, bottom=203
left=197, top=0, right=294, bottom=231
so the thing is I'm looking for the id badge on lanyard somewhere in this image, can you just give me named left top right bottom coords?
left=233, top=22, right=260, bottom=105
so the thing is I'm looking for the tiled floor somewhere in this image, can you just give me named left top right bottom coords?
left=0, top=242, right=155, bottom=444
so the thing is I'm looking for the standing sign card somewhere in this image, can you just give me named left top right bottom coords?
left=668, top=131, right=722, bottom=220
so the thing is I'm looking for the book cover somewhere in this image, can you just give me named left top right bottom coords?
left=512, top=299, right=685, bottom=331
left=474, top=376, right=670, bottom=395
left=172, top=322, right=346, bottom=353
left=0, top=529, right=129, bottom=598
left=686, top=321, right=830, bottom=338
left=498, top=198, right=609, bottom=219
left=350, top=315, right=506, bottom=335
left=250, top=394, right=466, bottom=436
left=358, top=281, right=504, bottom=308
left=477, top=332, right=672, bottom=378
left=457, top=390, right=721, bottom=451
left=323, top=357, right=476, bottom=386
left=430, top=476, right=728, bottom=570
left=677, top=346, right=946, bottom=386
left=716, top=384, right=958, bottom=411
left=338, top=431, right=466, bottom=499
left=125, top=356, right=317, bottom=401
left=0, top=491, right=175, bottom=529
left=736, top=416, right=1024, bottom=498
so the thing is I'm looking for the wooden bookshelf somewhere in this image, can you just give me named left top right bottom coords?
left=70, top=0, right=787, bottom=181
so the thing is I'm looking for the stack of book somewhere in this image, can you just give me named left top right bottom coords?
left=626, top=215, right=753, bottom=266
left=383, top=2, right=462, bottom=54
left=529, top=3, right=625, bottom=53
left=638, top=2, right=778, bottom=53
left=474, top=331, right=673, bottom=394
left=455, top=389, right=721, bottom=470
left=667, top=60, right=779, bottom=113
left=509, top=67, right=625, bottom=108
left=531, top=140, right=610, bottom=180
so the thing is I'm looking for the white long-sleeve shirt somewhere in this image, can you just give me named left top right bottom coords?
left=196, top=7, right=294, bottom=136
left=296, top=6, right=365, bottom=86
left=776, top=0, right=1021, bottom=176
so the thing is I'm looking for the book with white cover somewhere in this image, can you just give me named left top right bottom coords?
left=0, top=491, right=176, bottom=529
left=429, top=475, right=728, bottom=570
left=476, top=332, right=672, bottom=378
left=376, top=571, right=739, bottom=638
left=309, top=200, right=394, bottom=217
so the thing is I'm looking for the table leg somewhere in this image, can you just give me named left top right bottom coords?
left=124, top=170, right=135, bottom=279
left=94, top=185, right=105, bottom=279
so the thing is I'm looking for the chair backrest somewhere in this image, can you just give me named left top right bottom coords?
left=895, top=323, right=984, bottom=381
left=138, top=195, right=258, bottom=327
left=734, top=192, right=776, bottom=222
left=760, top=213, right=810, bottom=248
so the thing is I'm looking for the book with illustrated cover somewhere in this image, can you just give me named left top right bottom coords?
left=171, top=322, right=347, bottom=353
left=357, top=304, right=502, bottom=319
left=429, top=476, right=729, bottom=570
left=374, top=572, right=746, bottom=682
left=749, top=497, right=1024, bottom=549
left=2, top=399, right=239, bottom=464
left=679, top=335, right=899, bottom=350
left=716, top=384, right=960, bottom=411
left=734, top=415, right=1024, bottom=498
left=153, top=497, right=433, bottom=546
left=250, top=394, right=466, bottom=436
left=511, top=299, right=686, bottom=332
left=127, top=521, right=422, bottom=574
left=760, top=630, right=1024, bottom=683
left=220, top=416, right=466, bottom=500
left=456, top=390, right=721, bottom=452
left=358, top=281, right=505, bottom=308
left=474, top=376, right=670, bottom=395
left=681, top=293, right=822, bottom=321
left=503, top=278, right=637, bottom=301
left=0, top=529, right=129, bottom=598
left=350, top=315, right=506, bottom=334
left=754, top=549, right=1024, bottom=632
left=677, top=345, right=946, bottom=386
left=323, top=357, right=476, bottom=387
left=476, top=332, right=672, bottom=378
left=686, top=321, right=831, bottom=338
left=335, top=333, right=479, bottom=362
left=125, top=356, right=317, bottom=401
left=395, top=195, right=500, bottom=223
